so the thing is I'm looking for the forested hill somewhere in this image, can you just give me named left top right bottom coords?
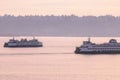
left=0, top=15, right=120, bottom=37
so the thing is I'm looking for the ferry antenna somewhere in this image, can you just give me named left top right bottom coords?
left=88, top=37, right=91, bottom=42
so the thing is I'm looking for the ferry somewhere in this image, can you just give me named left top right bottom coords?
left=4, top=37, right=43, bottom=47
left=75, top=38, right=120, bottom=54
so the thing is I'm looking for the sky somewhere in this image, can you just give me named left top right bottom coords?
left=0, top=0, right=120, bottom=16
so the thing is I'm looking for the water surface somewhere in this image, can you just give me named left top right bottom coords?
left=0, top=37, right=120, bottom=80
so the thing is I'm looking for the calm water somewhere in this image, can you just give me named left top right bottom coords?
left=0, top=37, right=120, bottom=80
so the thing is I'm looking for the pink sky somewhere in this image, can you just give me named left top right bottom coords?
left=0, top=0, right=120, bottom=16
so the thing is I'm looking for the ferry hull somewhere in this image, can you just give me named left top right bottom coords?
left=75, top=47, right=120, bottom=54
left=75, top=50, right=120, bottom=54
left=4, top=43, right=43, bottom=48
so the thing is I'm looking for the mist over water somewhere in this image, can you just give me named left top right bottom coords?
left=0, top=37, right=120, bottom=80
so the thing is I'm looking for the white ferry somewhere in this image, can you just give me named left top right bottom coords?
left=4, top=37, right=43, bottom=47
left=75, top=38, right=120, bottom=54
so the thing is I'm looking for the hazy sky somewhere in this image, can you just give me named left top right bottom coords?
left=0, top=0, right=120, bottom=16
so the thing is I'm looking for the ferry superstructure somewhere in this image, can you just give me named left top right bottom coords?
left=4, top=37, right=43, bottom=47
left=75, top=38, right=120, bottom=54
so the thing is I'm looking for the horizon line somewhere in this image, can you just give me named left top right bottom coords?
left=1, top=14, right=120, bottom=17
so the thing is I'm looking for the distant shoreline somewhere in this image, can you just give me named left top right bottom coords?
left=0, top=15, right=120, bottom=37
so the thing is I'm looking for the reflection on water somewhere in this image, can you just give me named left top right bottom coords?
left=0, top=37, right=120, bottom=80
